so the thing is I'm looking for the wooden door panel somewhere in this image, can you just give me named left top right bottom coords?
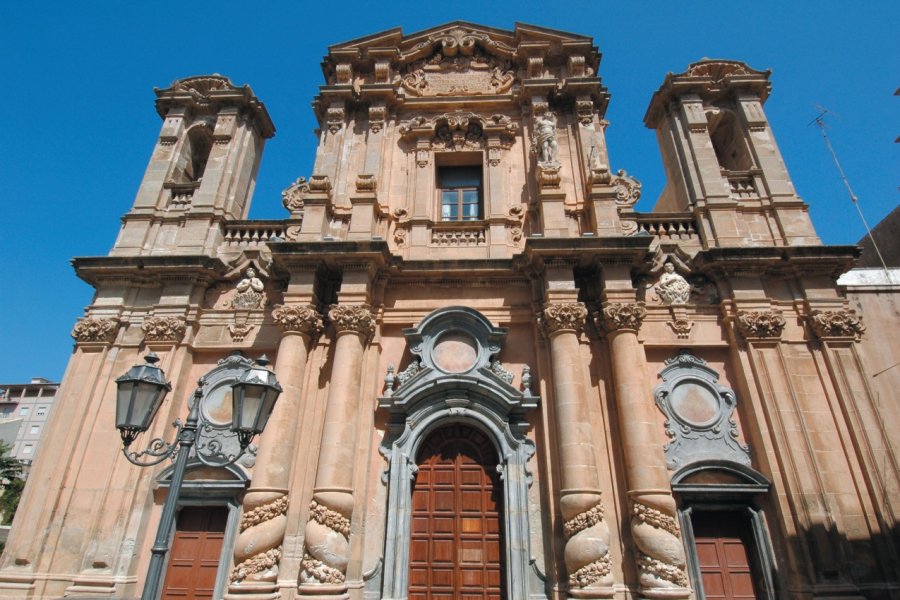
left=409, top=423, right=505, bottom=599
left=691, top=511, right=760, bottom=600
left=161, top=506, right=228, bottom=600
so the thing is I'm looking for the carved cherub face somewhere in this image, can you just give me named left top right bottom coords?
left=664, top=262, right=675, bottom=273
left=246, top=268, right=256, bottom=278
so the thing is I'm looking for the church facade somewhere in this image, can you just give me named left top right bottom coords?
left=1, top=22, right=898, bottom=600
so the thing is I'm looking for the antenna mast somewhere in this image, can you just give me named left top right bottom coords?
left=810, top=109, right=890, bottom=276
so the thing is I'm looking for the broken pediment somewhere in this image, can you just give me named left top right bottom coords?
left=320, top=21, right=600, bottom=89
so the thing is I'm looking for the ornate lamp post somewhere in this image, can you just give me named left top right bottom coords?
left=115, top=352, right=282, bottom=600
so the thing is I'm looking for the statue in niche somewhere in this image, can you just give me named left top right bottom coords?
left=231, top=268, right=267, bottom=309
left=532, top=112, right=558, bottom=165
left=655, top=262, right=692, bottom=305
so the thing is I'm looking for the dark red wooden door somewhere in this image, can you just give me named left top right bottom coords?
left=691, top=511, right=761, bottom=600
left=161, top=506, right=228, bottom=600
left=409, top=424, right=505, bottom=600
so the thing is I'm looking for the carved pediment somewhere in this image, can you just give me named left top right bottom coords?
left=400, top=40, right=515, bottom=97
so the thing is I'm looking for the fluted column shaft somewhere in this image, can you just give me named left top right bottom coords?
left=542, top=303, right=614, bottom=597
left=299, top=305, right=374, bottom=598
left=228, top=306, right=323, bottom=596
left=601, top=303, right=690, bottom=599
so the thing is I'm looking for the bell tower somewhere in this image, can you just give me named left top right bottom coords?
left=111, top=75, right=275, bottom=256
left=645, top=59, right=819, bottom=247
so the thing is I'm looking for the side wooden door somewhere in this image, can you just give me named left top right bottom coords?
left=691, top=511, right=761, bottom=600
left=161, top=506, right=229, bottom=600
left=409, top=423, right=505, bottom=600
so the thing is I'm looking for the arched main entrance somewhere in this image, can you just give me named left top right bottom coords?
left=409, top=423, right=505, bottom=599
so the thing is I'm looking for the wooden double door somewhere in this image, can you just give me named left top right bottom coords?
left=691, top=511, right=762, bottom=599
left=161, top=506, right=228, bottom=600
left=409, top=424, right=506, bottom=600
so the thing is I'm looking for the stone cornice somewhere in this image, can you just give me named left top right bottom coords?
left=517, top=236, right=654, bottom=274
left=268, top=240, right=393, bottom=272
left=73, top=255, right=228, bottom=288
left=691, top=246, right=860, bottom=279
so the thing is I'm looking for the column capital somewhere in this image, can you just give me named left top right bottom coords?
left=734, top=309, right=785, bottom=340
left=328, top=304, right=375, bottom=341
left=272, top=304, right=323, bottom=338
left=540, top=302, right=587, bottom=337
left=598, top=301, right=647, bottom=333
left=71, top=317, right=119, bottom=344
left=807, top=308, right=865, bottom=341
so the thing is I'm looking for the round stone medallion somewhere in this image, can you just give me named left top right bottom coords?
left=200, top=382, right=233, bottom=427
left=432, top=331, right=478, bottom=373
left=670, top=382, right=719, bottom=427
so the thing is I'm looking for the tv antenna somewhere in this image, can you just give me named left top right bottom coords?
left=809, top=106, right=889, bottom=276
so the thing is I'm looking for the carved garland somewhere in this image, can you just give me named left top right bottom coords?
left=71, top=318, right=118, bottom=343
left=563, top=503, right=603, bottom=538
left=540, top=302, right=588, bottom=336
left=240, top=495, right=289, bottom=532
left=272, top=304, right=324, bottom=337
left=231, top=548, right=282, bottom=583
left=141, top=316, right=186, bottom=343
left=633, top=501, right=680, bottom=537
left=301, top=551, right=345, bottom=584
left=308, top=500, right=351, bottom=537
left=735, top=309, right=786, bottom=339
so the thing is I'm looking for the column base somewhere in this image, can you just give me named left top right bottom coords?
left=568, top=586, right=616, bottom=598
left=297, top=583, right=349, bottom=599
left=224, top=581, right=280, bottom=600
left=640, top=587, right=692, bottom=599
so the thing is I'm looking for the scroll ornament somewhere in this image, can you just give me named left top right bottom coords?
left=808, top=309, right=865, bottom=340
left=272, top=304, right=323, bottom=337
left=328, top=305, right=376, bottom=340
left=540, top=302, right=588, bottom=336
left=71, top=317, right=118, bottom=343
left=599, top=302, right=647, bottom=333
left=735, top=309, right=786, bottom=339
left=141, top=316, right=186, bottom=343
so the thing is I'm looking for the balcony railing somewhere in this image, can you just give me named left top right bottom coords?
left=222, top=222, right=287, bottom=247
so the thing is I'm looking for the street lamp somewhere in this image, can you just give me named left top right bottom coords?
left=115, top=352, right=282, bottom=600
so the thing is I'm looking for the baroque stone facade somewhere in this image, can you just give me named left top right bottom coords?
left=2, top=22, right=898, bottom=600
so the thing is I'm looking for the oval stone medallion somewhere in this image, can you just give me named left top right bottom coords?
left=432, top=331, right=478, bottom=373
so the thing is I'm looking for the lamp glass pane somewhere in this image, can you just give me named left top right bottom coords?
left=116, top=384, right=136, bottom=429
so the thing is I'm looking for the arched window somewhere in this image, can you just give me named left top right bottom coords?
left=707, top=109, right=754, bottom=172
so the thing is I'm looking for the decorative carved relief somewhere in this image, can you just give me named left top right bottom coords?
left=686, top=60, right=750, bottom=82
left=282, top=177, right=308, bottom=213
left=231, top=268, right=267, bottom=309
left=631, top=494, right=689, bottom=592
left=71, top=317, right=118, bottom=343
left=667, top=318, right=694, bottom=339
left=334, top=63, right=352, bottom=85
left=735, top=309, right=785, bottom=340
left=271, top=304, right=323, bottom=337
left=611, top=168, right=642, bottom=207
left=536, top=163, right=561, bottom=189
left=598, top=302, right=647, bottom=333
left=374, top=61, right=390, bottom=83
left=308, top=175, right=332, bottom=194
left=141, top=316, right=186, bottom=343
left=540, top=302, right=587, bottom=336
left=398, top=30, right=516, bottom=97
left=326, top=106, right=345, bottom=134
left=568, top=55, right=586, bottom=77
left=355, top=174, right=377, bottom=193
left=576, top=99, right=594, bottom=126
left=368, top=105, right=386, bottom=133
left=170, top=75, right=236, bottom=99
left=562, top=497, right=613, bottom=589
left=527, top=56, right=544, bottom=78
left=328, top=305, right=376, bottom=341
left=230, top=495, right=290, bottom=583
left=433, top=115, right=483, bottom=150
left=808, top=309, right=865, bottom=340
left=654, top=262, right=691, bottom=305
left=654, top=350, right=750, bottom=470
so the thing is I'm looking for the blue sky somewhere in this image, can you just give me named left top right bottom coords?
left=1, top=1, right=897, bottom=382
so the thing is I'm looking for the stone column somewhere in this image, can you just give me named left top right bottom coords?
left=599, top=302, right=691, bottom=599
left=298, top=305, right=375, bottom=599
left=227, top=305, right=323, bottom=598
left=540, top=302, right=614, bottom=598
